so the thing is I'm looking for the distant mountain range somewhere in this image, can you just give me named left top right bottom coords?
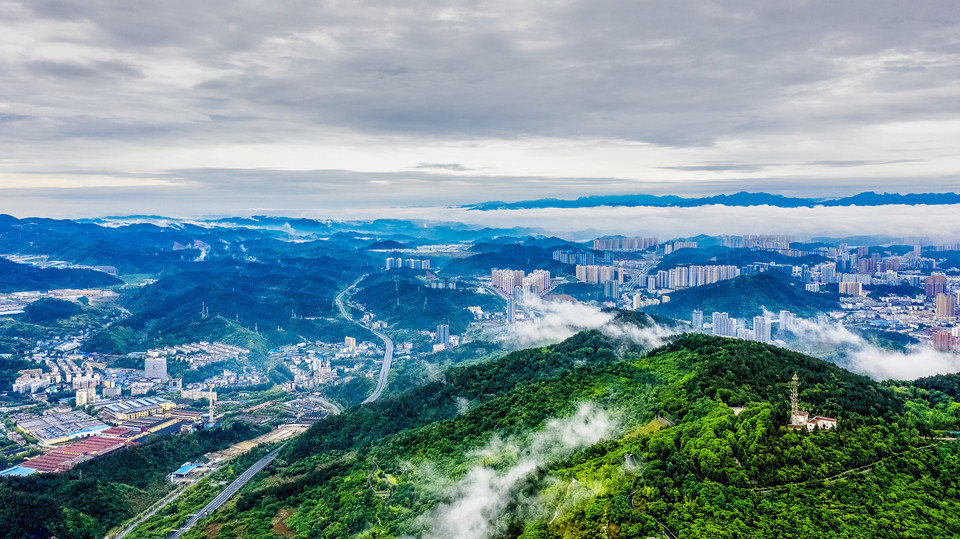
left=464, top=191, right=960, bottom=210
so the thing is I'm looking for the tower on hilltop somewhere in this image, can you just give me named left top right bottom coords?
left=790, top=372, right=799, bottom=416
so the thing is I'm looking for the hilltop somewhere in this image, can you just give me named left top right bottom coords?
left=649, top=272, right=839, bottom=320
left=351, top=271, right=503, bottom=334
left=0, top=258, right=121, bottom=292
left=139, top=321, right=960, bottom=539
left=465, top=191, right=960, bottom=211
left=440, top=244, right=570, bottom=277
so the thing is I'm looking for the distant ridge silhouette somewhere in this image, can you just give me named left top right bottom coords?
left=464, top=191, right=960, bottom=210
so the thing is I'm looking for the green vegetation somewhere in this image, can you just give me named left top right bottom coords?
left=352, top=271, right=502, bottom=334
left=163, top=322, right=960, bottom=539
left=21, top=298, right=84, bottom=323
left=649, top=272, right=839, bottom=319
left=84, top=260, right=369, bottom=359
left=125, top=443, right=278, bottom=539
left=0, top=258, right=122, bottom=292
left=653, top=246, right=827, bottom=273
left=548, top=280, right=605, bottom=302
left=0, top=421, right=271, bottom=539
left=440, top=244, right=570, bottom=276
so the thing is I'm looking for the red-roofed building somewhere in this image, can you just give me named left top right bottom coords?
left=20, top=436, right=128, bottom=473
left=100, top=426, right=137, bottom=438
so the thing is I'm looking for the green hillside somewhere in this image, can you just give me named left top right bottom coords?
left=84, top=260, right=367, bottom=356
left=0, top=258, right=121, bottom=292
left=441, top=244, right=570, bottom=277
left=652, top=246, right=827, bottom=273
left=649, top=272, right=839, bottom=319
left=20, top=298, right=84, bottom=323
left=134, top=321, right=960, bottom=539
left=352, top=271, right=503, bottom=334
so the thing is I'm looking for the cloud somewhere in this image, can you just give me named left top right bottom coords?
left=502, top=298, right=616, bottom=348
left=499, top=296, right=677, bottom=351
left=790, top=318, right=960, bottom=381
left=416, top=403, right=616, bottom=539
left=25, top=60, right=143, bottom=80
left=2, top=2, right=960, bottom=213
left=416, top=163, right=473, bottom=172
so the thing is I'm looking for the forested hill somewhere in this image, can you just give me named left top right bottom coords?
left=174, top=323, right=960, bottom=539
left=0, top=258, right=121, bottom=292
left=352, top=271, right=503, bottom=333
left=649, top=272, right=839, bottom=320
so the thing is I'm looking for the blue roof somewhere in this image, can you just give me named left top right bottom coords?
left=173, top=462, right=203, bottom=475
left=1, top=465, right=38, bottom=477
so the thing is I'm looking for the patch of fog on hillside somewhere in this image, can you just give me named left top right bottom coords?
left=790, top=318, right=960, bottom=381
left=501, top=296, right=678, bottom=349
left=412, top=403, right=617, bottom=539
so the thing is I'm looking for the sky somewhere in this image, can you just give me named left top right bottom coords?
left=1, top=1, right=960, bottom=220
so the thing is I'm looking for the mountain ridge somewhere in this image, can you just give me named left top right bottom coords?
left=464, top=191, right=960, bottom=210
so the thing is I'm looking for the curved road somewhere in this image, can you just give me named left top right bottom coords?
left=170, top=445, right=284, bottom=538
left=335, top=278, right=394, bottom=404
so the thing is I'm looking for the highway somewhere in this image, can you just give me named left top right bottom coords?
left=334, top=278, right=395, bottom=404
left=110, top=479, right=195, bottom=539
left=170, top=445, right=283, bottom=538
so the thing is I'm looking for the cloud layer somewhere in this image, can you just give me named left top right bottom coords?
left=791, top=318, right=960, bottom=381
left=502, top=296, right=677, bottom=349
left=1, top=1, right=960, bottom=214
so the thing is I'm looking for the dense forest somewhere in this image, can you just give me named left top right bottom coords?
left=148, top=321, right=960, bottom=539
left=440, top=244, right=571, bottom=277
left=0, top=258, right=121, bottom=292
left=649, top=272, right=839, bottom=319
left=352, top=271, right=503, bottom=334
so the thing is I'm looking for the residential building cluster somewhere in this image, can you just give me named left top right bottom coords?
left=649, top=265, right=740, bottom=291
left=142, top=341, right=249, bottom=368
left=708, top=310, right=797, bottom=343
left=385, top=257, right=431, bottom=270
left=592, top=236, right=658, bottom=251
left=552, top=250, right=596, bottom=266
left=662, top=241, right=698, bottom=254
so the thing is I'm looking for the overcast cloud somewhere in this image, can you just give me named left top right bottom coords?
left=1, top=1, right=959, bottom=217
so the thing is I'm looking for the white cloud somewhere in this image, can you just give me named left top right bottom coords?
left=791, top=318, right=960, bottom=380
left=416, top=403, right=616, bottom=539
left=1, top=1, right=960, bottom=214
left=501, top=296, right=677, bottom=349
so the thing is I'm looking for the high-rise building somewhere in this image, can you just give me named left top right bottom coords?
left=144, top=356, right=168, bottom=382
left=779, top=310, right=796, bottom=333
left=926, top=273, right=947, bottom=298
left=633, top=294, right=644, bottom=310
left=436, top=324, right=450, bottom=345
left=820, top=263, right=837, bottom=284
left=575, top=265, right=616, bottom=284
left=603, top=279, right=620, bottom=298
left=592, top=237, right=658, bottom=251
left=344, top=336, right=357, bottom=350
left=691, top=309, right=703, bottom=330
left=936, top=293, right=956, bottom=320
left=492, top=269, right=526, bottom=292
left=753, top=316, right=771, bottom=342
left=838, top=281, right=863, bottom=296
left=506, top=298, right=516, bottom=324
left=712, top=312, right=735, bottom=337
left=522, top=270, right=551, bottom=294
left=933, top=330, right=956, bottom=352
